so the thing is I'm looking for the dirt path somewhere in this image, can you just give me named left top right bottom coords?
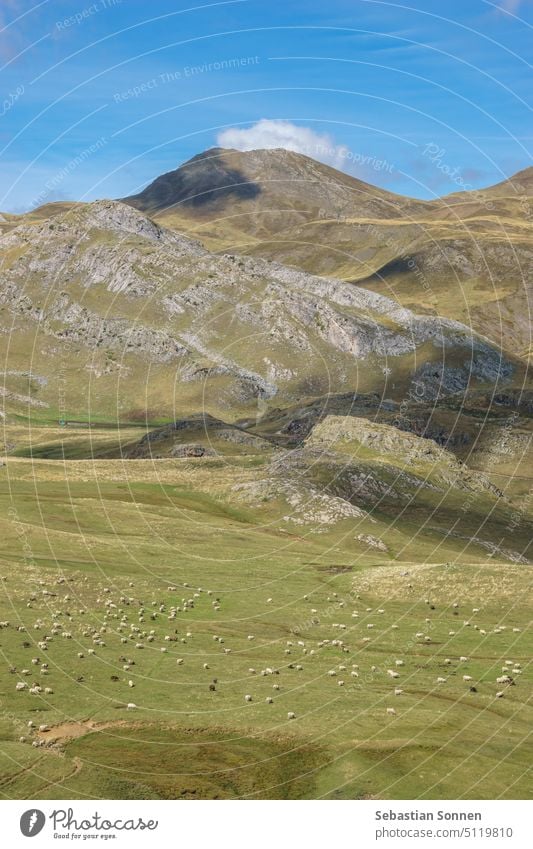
left=37, top=718, right=134, bottom=745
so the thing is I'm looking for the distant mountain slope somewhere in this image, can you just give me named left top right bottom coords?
left=123, top=146, right=420, bottom=220
left=122, top=149, right=532, bottom=360
left=0, top=199, right=522, bottom=424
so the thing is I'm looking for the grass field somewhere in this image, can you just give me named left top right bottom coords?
left=0, top=427, right=531, bottom=800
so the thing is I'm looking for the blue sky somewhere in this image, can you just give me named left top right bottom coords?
left=1, top=0, right=532, bottom=211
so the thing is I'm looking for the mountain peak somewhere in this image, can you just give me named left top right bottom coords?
left=122, top=145, right=404, bottom=218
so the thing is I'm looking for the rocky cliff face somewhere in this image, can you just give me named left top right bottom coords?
left=0, top=198, right=522, bottom=422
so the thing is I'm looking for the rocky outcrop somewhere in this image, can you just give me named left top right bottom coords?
left=0, top=199, right=521, bottom=418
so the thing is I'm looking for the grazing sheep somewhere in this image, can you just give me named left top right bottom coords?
left=39, top=724, right=49, bottom=732
left=495, top=691, right=504, bottom=698
left=127, top=703, right=137, bottom=710
left=244, top=694, right=252, bottom=702
left=436, top=677, right=447, bottom=684
left=463, top=675, right=473, bottom=682
left=395, top=660, right=404, bottom=667
left=459, top=656, right=468, bottom=662
left=265, top=697, right=273, bottom=704
left=386, top=707, right=396, bottom=716
left=287, top=711, right=296, bottom=719
left=394, top=688, right=403, bottom=696
left=387, top=669, right=399, bottom=679
left=496, top=675, right=513, bottom=685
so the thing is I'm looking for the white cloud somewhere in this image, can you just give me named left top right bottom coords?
left=216, top=120, right=350, bottom=170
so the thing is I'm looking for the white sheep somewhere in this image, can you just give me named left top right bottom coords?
left=287, top=711, right=296, bottom=719
left=244, top=694, right=252, bottom=702
left=386, top=707, right=396, bottom=716
left=127, top=702, right=137, bottom=709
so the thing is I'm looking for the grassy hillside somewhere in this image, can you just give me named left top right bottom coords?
left=120, top=149, right=533, bottom=361
left=1, top=199, right=524, bottom=428
left=0, top=415, right=531, bottom=800
left=0, top=440, right=533, bottom=799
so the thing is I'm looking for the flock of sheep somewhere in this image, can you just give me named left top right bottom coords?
left=3, top=571, right=526, bottom=746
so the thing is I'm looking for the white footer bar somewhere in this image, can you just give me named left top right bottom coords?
left=3, top=799, right=531, bottom=848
